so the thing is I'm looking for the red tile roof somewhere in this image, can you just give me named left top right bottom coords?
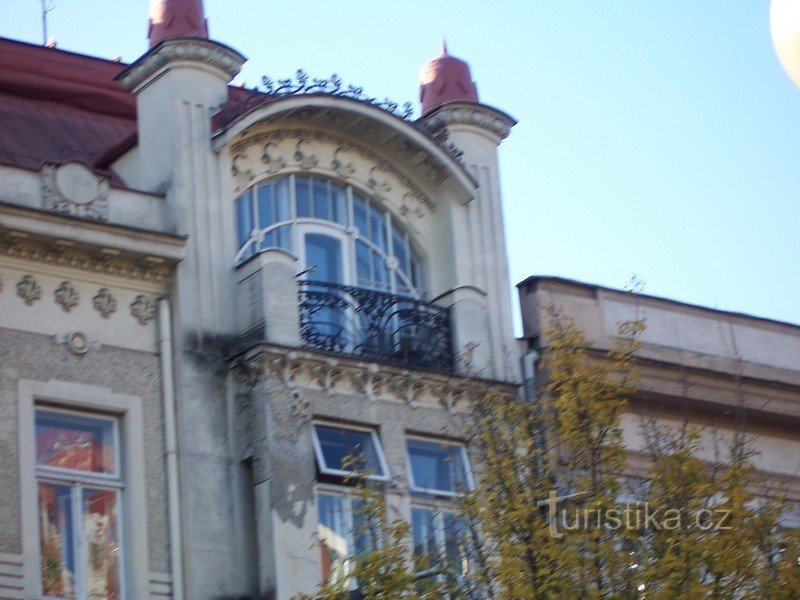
left=0, top=37, right=136, bottom=174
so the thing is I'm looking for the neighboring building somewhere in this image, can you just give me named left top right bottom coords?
left=518, top=276, right=800, bottom=512
left=0, top=1, right=518, bottom=598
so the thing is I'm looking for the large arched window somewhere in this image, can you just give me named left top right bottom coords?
left=235, top=174, right=426, bottom=297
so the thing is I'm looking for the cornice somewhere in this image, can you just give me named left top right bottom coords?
left=0, top=238, right=173, bottom=284
left=117, top=38, right=246, bottom=92
left=420, top=102, right=517, bottom=141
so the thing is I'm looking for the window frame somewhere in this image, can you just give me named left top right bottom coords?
left=18, top=379, right=150, bottom=600
left=311, top=421, right=391, bottom=482
left=234, top=173, right=427, bottom=298
left=315, top=484, right=382, bottom=591
left=405, top=436, right=474, bottom=498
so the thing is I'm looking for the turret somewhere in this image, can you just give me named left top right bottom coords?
left=418, top=42, right=519, bottom=380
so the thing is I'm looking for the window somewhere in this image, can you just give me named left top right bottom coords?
left=311, top=423, right=389, bottom=480
left=407, top=438, right=473, bottom=497
left=412, top=505, right=469, bottom=589
left=234, top=174, right=426, bottom=297
left=316, top=489, right=376, bottom=588
left=35, top=408, right=124, bottom=600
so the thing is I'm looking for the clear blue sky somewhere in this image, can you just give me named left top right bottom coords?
left=2, top=1, right=798, bottom=328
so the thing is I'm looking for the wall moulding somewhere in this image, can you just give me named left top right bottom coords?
left=233, top=343, right=519, bottom=412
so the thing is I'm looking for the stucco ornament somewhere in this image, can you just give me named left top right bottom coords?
left=65, top=331, right=91, bottom=355
left=293, top=140, right=319, bottom=170
left=42, top=162, right=110, bottom=221
left=16, top=275, right=42, bottom=306
left=261, top=142, right=286, bottom=174
left=54, top=281, right=80, bottom=312
left=130, top=295, right=157, bottom=325
left=92, top=288, right=118, bottom=319
left=331, top=147, right=356, bottom=179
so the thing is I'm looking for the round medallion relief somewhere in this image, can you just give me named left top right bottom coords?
left=54, top=163, right=100, bottom=205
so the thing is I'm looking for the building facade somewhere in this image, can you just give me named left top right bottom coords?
left=518, top=276, right=800, bottom=521
left=0, top=1, right=518, bottom=598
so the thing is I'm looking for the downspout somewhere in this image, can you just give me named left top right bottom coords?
left=521, top=347, right=539, bottom=401
left=158, top=298, right=185, bottom=600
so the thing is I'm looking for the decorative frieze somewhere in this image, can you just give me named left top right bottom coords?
left=16, top=275, right=42, bottom=306
left=238, top=344, right=518, bottom=412
left=230, top=128, right=435, bottom=214
left=54, top=281, right=80, bottom=312
left=0, top=239, right=172, bottom=284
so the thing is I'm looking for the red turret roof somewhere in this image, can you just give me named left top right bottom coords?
left=419, top=41, right=478, bottom=116
left=148, top=0, right=209, bottom=48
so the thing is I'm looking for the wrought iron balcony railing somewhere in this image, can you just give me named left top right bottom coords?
left=297, top=280, right=454, bottom=372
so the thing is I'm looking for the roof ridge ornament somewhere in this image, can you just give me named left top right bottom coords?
left=260, top=69, right=415, bottom=121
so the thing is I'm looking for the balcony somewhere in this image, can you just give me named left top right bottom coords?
left=297, top=280, right=454, bottom=372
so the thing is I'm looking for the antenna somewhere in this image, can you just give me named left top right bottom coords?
left=39, top=0, right=56, bottom=46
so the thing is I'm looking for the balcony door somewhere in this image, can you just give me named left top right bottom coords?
left=299, top=228, right=353, bottom=352
left=303, top=231, right=346, bottom=285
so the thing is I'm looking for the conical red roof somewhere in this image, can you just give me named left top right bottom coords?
left=419, top=41, right=478, bottom=116
left=148, top=0, right=209, bottom=48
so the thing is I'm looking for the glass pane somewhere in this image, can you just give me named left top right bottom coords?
left=274, top=177, right=290, bottom=222
left=393, top=225, right=409, bottom=274
left=313, top=178, right=330, bottom=221
left=373, top=253, right=389, bottom=291
left=318, top=493, right=349, bottom=585
left=276, top=225, right=292, bottom=252
left=235, top=191, right=253, bottom=250
left=83, top=489, right=122, bottom=600
left=356, top=240, right=372, bottom=287
left=296, top=176, right=311, bottom=217
left=351, top=497, right=377, bottom=559
left=305, top=234, right=343, bottom=284
left=443, top=511, right=467, bottom=575
left=408, top=439, right=468, bottom=494
left=36, top=410, right=116, bottom=475
left=412, top=507, right=437, bottom=559
left=370, top=206, right=387, bottom=251
left=331, top=183, right=347, bottom=225
left=314, top=425, right=384, bottom=477
left=256, top=183, right=274, bottom=229
left=410, top=250, right=425, bottom=295
left=39, top=483, right=77, bottom=599
left=353, top=195, right=368, bottom=236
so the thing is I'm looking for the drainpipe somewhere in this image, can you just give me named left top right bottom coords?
left=158, top=298, right=185, bottom=600
left=521, top=347, right=539, bottom=401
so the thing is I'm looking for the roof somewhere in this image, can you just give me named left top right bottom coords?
left=0, top=37, right=136, bottom=176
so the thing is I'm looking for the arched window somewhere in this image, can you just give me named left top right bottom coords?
left=235, top=174, right=426, bottom=297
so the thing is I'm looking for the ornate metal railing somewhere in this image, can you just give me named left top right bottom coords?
left=298, top=280, right=454, bottom=372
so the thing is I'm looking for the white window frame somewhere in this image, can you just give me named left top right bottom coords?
left=406, top=436, right=474, bottom=498
left=18, top=379, right=150, bottom=600
left=311, top=421, right=390, bottom=482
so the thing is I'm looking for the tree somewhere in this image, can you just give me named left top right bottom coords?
left=297, top=308, right=800, bottom=598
